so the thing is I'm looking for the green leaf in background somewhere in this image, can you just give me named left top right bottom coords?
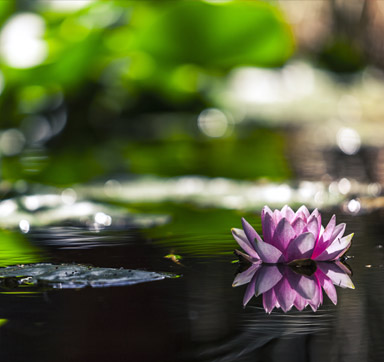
left=135, top=1, right=294, bottom=69
left=0, top=230, right=42, bottom=267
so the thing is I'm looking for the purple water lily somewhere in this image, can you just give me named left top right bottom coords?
left=232, top=261, right=354, bottom=312
left=232, top=205, right=353, bottom=264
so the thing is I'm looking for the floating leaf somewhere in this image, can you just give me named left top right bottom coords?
left=0, top=264, right=176, bottom=289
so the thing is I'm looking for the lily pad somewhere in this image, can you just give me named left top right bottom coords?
left=0, top=264, right=175, bottom=289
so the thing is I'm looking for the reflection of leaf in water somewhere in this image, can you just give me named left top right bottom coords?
left=0, top=263, right=177, bottom=290
left=146, top=205, right=245, bottom=257
left=0, top=230, right=42, bottom=267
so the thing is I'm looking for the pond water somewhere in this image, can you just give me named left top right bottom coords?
left=0, top=203, right=382, bottom=362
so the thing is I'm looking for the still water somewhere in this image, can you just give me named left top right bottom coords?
left=0, top=205, right=382, bottom=362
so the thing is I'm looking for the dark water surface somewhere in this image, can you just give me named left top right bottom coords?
left=0, top=207, right=383, bottom=362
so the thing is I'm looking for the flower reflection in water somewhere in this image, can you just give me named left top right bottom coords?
left=233, top=260, right=354, bottom=313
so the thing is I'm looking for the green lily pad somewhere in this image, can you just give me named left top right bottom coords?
left=0, top=264, right=176, bottom=289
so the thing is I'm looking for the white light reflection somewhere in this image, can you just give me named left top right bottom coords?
left=338, top=178, right=351, bottom=195
left=314, top=190, right=326, bottom=205
left=0, top=200, right=17, bottom=217
left=0, top=13, right=47, bottom=69
left=22, top=194, right=61, bottom=211
left=0, top=129, right=25, bottom=156
left=347, top=199, right=361, bottom=214
left=229, top=68, right=283, bottom=104
left=61, top=188, right=77, bottom=205
left=94, top=212, right=112, bottom=226
left=328, top=181, right=339, bottom=195
left=298, top=181, right=319, bottom=201
left=175, top=177, right=205, bottom=195
left=24, top=196, right=40, bottom=211
left=368, top=183, right=382, bottom=197
left=282, top=62, right=315, bottom=98
left=197, top=108, right=229, bottom=137
left=45, top=0, right=93, bottom=12
left=19, top=219, right=30, bottom=233
left=265, top=184, right=292, bottom=203
left=228, top=62, right=315, bottom=104
left=337, top=127, right=361, bottom=155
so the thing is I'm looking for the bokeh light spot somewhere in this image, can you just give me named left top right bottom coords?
left=197, top=108, right=229, bottom=137
left=0, top=129, right=25, bottom=156
left=19, top=219, right=30, bottom=234
left=337, top=127, right=361, bottom=155
left=0, top=13, right=47, bottom=69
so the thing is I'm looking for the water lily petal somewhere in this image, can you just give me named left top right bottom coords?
left=285, top=232, right=315, bottom=262
left=261, top=205, right=273, bottom=225
left=305, top=211, right=321, bottom=240
left=231, top=228, right=260, bottom=260
left=234, top=249, right=254, bottom=263
left=291, top=217, right=306, bottom=236
left=274, top=277, right=296, bottom=312
left=272, top=210, right=282, bottom=225
left=261, top=211, right=275, bottom=244
left=310, top=208, right=321, bottom=220
left=254, top=265, right=282, bottom=296
left=315, top=233, right=353, bottom=261
left=272, top=218, right=296, bottom=252
left=232, top=263, right=262, bottom=287
left=281, top=205, right=295, bottom=222
left=295, top=205, right=310, bottom=222
left=254, top=238, right=283, bottom=263
left=241, top=218, right=262, bottom=246
left=331, top=222, right=346, bottom=240
left=312, top=215, right=336, bottom=258
left=313, top=222, right=346, bottom=258
left=318, top=225, right=324, bottom=238
left=263, top=288, right=278, bottom=314
left=322, top=215, right=336, bottom=241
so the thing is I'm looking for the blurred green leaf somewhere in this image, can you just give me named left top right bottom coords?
left=135, top=1, right=294, bottom=69
left=0, top=230, right=42, bottom=267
